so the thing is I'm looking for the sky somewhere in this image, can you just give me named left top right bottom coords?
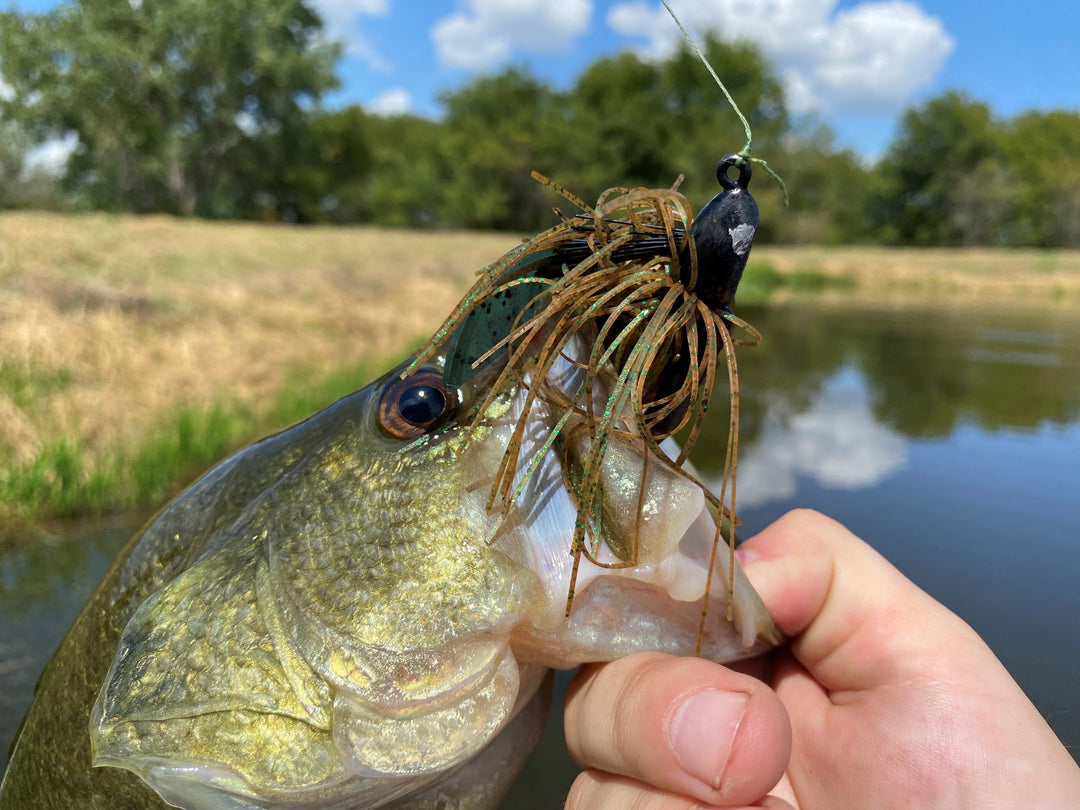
left=313, top=0, right=1078, bottom=160
left=5, top=0, right=1079, bottom=163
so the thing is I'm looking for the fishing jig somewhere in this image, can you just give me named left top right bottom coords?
left=408, top=1, right=781, bottom=650
left=408, top=158, right=763, bottom=637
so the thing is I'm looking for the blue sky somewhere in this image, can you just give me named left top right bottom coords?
left=318, top=0, right=1079, bottom=160
left=6, top=0, right=1079, bottom=161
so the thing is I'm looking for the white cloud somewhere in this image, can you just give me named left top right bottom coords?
left=607, top=0, right=954, bottom=115
left=716, top=366, right=908, bottom=507
left=368, top=87, right=412, bottom=116
left=432, top=0, right=593, bottom=71
left=311, top=0, right=391, bottom=70
left=22, top=133, right=79, bottom=178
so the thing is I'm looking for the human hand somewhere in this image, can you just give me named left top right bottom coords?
left=563, top=509, right=1080, bottom=808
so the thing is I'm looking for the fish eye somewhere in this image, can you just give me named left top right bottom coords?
left=378, top=369, right=457, bottom=440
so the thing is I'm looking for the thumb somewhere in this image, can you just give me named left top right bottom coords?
left=563, top=653, right=791, bottom=807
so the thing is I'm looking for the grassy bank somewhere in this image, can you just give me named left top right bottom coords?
left=0, top=212, right=518, bottom=536
left=2, top=211, right=1079, bottom=535
left=0, top=357, right=392, bottom=536
left=740, top=245, right=1080, bottom=305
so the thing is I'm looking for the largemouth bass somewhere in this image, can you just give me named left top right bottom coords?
left=0, top=342, right=778, bottom=808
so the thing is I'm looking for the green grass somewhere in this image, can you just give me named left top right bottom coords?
left=0, top=355, right=392, bottom=530
left=3, top=211, right=1079, bottom=538
left=0, top=407, right=251, bottom=523
left=735, top=260, right=784, bottom=304
left=0, top=363, right=74, bottom=410
left=128, top=402, right=257, bottom=509
left=736, top=261, right=856, bottom=304
left=1, top=441, right=110, bottom=519
left=267, top=361, right=386, bottom=429
left=784, top=268, right=858, bottom=292
left=1036, top=250, right=1060, bottom=273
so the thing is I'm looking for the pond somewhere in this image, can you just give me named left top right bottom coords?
left=2, top=298, right=1079, bottom=805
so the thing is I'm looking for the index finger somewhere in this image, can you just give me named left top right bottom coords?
left=735, top=508, right=996, bottom=692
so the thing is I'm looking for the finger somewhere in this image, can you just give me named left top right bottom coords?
left=564, top=653, right=790, bottom=807
left=739, top=511, right=1080, bottom=807
left=566, top=770, right=798, bottom=810
left=734, top=508, right=985, bottom=692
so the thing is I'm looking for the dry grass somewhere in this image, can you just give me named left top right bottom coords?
left=0, top=212, right=518, bottom=471
left=1, top=211, right=1078, bottom=523
left=754, top=244, right=1080, bottom=306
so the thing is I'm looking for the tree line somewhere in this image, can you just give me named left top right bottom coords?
left=1, top=0, right=1078, bottom=246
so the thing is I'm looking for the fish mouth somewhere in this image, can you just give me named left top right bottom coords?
left=573, top=504, right=772, bottom=646
left=499, top=422, right=783, bottom=668
left=453, top=338, right=781, bottom=668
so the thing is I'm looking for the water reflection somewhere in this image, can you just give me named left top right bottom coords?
left=720, top=366, right=908, bottom=507
left=518, top=299, right=1080, bottom=800
left=2, top=300, right=1078, bottom=800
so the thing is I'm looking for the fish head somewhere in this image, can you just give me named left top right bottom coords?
left=89, top=347, right=780, bottom=808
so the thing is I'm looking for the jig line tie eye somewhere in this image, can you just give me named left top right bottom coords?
left=717, top=154, right=752, bottom=191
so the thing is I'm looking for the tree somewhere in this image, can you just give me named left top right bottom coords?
left=0, top=119, right=28, bottom=206
left=364, top=113, right=449, bottom=228
left=765, top=123, right=879, bottom=244
left=566, top=51, right=670, bottom=199
left=656, top=37, right=789, bottom=213
left=565, top=37, right=790, bottom=232
left=0, top=119, right=64, bottom=209
left=873, top=96, right=1080, bottom=247
left=436, top=67, right=575, bottom=231
left=255, top=105, right=374, bottom=223
left=1000, top=110, right=1080, bottom=246
left=0, top=0, right=340, bottom=217
left=420, top=38, right=793, bottom=236
left=873, top=92, right=1000, bottom=245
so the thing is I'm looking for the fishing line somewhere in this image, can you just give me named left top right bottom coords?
left=660, top=0, right=789, bottom=204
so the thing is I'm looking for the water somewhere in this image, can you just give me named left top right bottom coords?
left=722, top=302, right=1080, bottom=749
left=0, top=515, right=136, bottom=770
left=2, top=299, right=1079, bottom=803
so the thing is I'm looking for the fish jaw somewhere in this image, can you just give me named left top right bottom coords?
left=436, top=335, right=781, bottom=672
left=474, top=403, right=783, bottom=668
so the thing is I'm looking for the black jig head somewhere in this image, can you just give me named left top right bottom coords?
left=683, top=154, right=759, bottom=312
